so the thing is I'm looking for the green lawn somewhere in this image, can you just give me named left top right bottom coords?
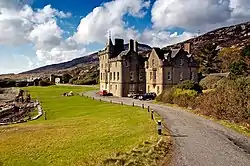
left=0, top=86, right=158, bottom=166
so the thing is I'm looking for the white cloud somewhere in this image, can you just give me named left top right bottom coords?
left=0, top=1, right=82, bottom=66
left=139, top=29, right=195, bottom=47
left=73, top=0, right=150, bottom=44
left=151, top=0, right=250, bottom=32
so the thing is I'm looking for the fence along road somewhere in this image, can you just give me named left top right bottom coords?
left=84, top=91, right=250, bottom=166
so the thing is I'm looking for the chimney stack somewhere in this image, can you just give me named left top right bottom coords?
left=184, top=43, right=191, bottom=54
left=129, top=39, right=134, bottom=51
left=134, top=40, right=138, bottom=53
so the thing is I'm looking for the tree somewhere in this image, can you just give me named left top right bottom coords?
left=198, top=43, right=221, bottom=74
left=229, top=60, right=247, bottom=76
left=241, top=44, right=250, bottom=57
left=62, top=74, right=73, bottom=84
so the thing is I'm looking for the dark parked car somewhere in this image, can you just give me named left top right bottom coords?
left=138, top=93, right=156, bottom=100
left=128, top=92, right=142, bottom=99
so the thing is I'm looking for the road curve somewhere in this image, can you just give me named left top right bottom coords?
left=84, top=91, right=250, bottom=166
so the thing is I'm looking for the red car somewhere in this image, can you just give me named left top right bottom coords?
left=99, top=90, right=108, bottom=96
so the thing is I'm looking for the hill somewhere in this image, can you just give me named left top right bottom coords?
left=22, top=43, right=151, bottom=75
left=165, top=22, right=250, bottom=55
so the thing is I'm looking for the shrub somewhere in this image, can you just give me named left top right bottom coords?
left=62, top=74, right=73, bottom=83
left=176, top=80, right=203, bottom=93
left=229, top=60, right=247, bottom=76
left=199, top=75, right=223, bottom=90
left=39, top=80, right=54, bottom=86
left=241, top=44, right=250, bottom=57
left=16, top=81, right=28, bottom=87
left=195, top=77, right=250, bottom=124
left=73, top=79, right=97, bottom=85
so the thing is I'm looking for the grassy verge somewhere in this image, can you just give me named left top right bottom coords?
left=154, top=101, right=250, bottom=138
left=0, top=86, right=171, bottom=166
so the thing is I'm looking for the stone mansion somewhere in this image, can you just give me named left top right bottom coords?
left=98, top=38, right=199, bottom=97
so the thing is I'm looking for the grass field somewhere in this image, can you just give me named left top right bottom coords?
left=0, top=86, right=158, bottom=166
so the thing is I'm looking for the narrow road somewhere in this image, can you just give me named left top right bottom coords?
left=84, top=91, right=250, bottom=166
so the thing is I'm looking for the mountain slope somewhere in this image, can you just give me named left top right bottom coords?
left=165, top=21, right=250, bottom=55
left=22, top=43, right=151, bottom=74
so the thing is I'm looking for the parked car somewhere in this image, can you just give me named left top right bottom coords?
left=99, top=90, right=108, bottom=96
left=128, top=92, right=143, bottom=99
left=127, top=92, right=136, bottom=98
left=138, top=93, right=156, bottom=100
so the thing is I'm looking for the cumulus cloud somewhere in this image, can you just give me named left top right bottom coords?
left=0, top=1, right=82, bottom=66
left=151, top=0, right=250, bottom=32
left=140, top=29, right=195, bottom=47
left=73, top=0, right=150, bottom=44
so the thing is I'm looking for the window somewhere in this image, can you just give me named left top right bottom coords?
left=103, top=73, right=106, bottom=80
left=101, top=64, right=103, bottom=69
left=180, top=72, right=183, bottom=81
left=130, top=72, right=134, bottom=81
left=110, top=72, right=112, bottom=80
left=100, top=73, right=102, bottom=80
left=153, top=71, right=156, bottom=80
left=139, top=72, right=143, bottom=81
left=110, top=85, right=112, bottom=91
left=150, top=72, right=153, bottom=80
left=148, top=85, right=150, bottom=92
left=139, top=84, right=143, bottom=91
left=180, top=58, right=184, bottom=66
left=125, top=61, right=128, bottom=67
left=191, top=72, right=195, bottom=80
left=157, top=86, right=160, bottom=94
left=115, top=62, right=117, bottom=67
left=113, top=72, right=116, bottom=80
left=129, top=84, right=135, bottom=91
left=117, top=72, right=119, bottom=81
left=167, top=72, right=171, bottom=80
left=152, top=59, right=155, bottom=67
left=115, top=85, right=118, bottom=90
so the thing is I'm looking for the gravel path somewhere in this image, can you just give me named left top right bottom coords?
left=84, top=91, right=250, bottom=166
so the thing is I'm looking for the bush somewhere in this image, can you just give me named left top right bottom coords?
left=176, top=80, right=203, bottom=93
left=241, top=44, right=250, bottom=57
left=73, top=79, right=97, bottom=85
left=195, top=77, right=250, bottom=123
left=199, top=75, right=223, bottom=90
left=16, top=81, right=28, bottom=87
left=39, top=80, right=54, bottom=86
left=157, top=77, right=250, bottom=125
left=62, top=74, right=73, bottom=84
left=0, top=79, right=16, bottom=88
left=229, top=60, right=247, bottom=76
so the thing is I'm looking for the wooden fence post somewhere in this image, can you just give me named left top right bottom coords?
left=44, top=111, right=47, bottom=120
left=148, top=106, right=150, bottom=112
left=132, top=102, right=134, bottom=107
left=157, top=120, right=162, bottom=135
left=151, top=110, right=154, bottom=120
left=142, top=104, right=144, bottom=109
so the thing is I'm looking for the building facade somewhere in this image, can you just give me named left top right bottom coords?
left=98, top=38, right=146, bottom=97
left=99, top=38, right=199, bottom=97
left=145, top=43, right=199, bottom=95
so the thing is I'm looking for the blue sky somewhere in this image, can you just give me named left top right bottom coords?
left=0, top=0, right=250, bottom=74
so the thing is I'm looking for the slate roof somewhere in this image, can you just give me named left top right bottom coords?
left=153, top=47, right=193, bottom=60
left=118, top=50, right=130, bottom=57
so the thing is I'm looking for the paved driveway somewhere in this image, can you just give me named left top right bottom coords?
left=84, top=91, right=250, bottom=166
